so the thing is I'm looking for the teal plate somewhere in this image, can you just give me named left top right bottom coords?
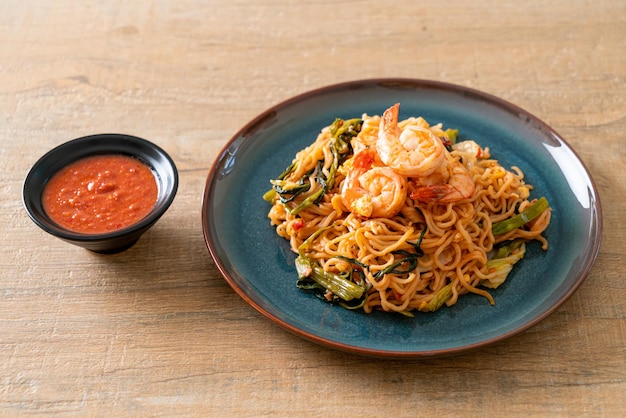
left=202, top=79, right=602, bottom=358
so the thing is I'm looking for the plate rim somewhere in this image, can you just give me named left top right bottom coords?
left=201, top=78, right=603, bottom=358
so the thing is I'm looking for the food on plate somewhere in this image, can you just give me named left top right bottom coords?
left=263, top=103, right=551, bottom=315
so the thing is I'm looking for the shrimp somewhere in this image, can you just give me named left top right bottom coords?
left=375, top=103, right=474, bottom=204
left=376, top=103, right=446, bottom=177
left=341, top=148, right=408, bottom=218
left=410, top=152, right=475, bottom=203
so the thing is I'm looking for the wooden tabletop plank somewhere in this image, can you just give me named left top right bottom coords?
left=1, top=0, right=624, bottom=415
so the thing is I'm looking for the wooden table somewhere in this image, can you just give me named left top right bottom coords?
left=2, top=1, right=624, bottom=415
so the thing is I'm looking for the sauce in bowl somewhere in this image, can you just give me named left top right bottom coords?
left=42, top=154, right=158, bottom=234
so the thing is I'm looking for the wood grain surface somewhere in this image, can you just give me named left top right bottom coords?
left=1, top=0, right=624, bottom=416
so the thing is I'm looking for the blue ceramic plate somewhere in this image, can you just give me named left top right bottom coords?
left=202, top=79, right=602, bottom=358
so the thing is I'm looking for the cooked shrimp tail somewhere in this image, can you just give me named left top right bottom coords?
left=411, top=184, right=458, bottom=203
left=380, top=103, right=401, bottom=139
left=410, top=154, right=475, bottom=203
left=376, top=103, right=446, bottom=177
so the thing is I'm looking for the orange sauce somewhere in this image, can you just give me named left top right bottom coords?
left=42, top=154, right=158, bottom=234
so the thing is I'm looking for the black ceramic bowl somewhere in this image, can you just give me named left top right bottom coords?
left=23, top=134, right=178, bottom=253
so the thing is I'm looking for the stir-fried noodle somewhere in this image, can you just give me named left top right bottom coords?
left=264, top=104, right=551, bottom=315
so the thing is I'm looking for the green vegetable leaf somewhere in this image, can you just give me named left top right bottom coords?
left=483, top=240, right=526, bottom=289
left=267, top=117, right=362, bottom=213
left=329, top=117, right=363, bottom=149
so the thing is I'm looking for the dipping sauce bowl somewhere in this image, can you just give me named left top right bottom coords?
left=23, top=134, right=178, bottom=253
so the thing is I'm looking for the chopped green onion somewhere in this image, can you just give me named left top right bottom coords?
left=262, top=189, right=276, bottom=202
left=421, top=283, right=453, bottom=312
left=295, top=255, right=365, bottom=302
left=289, top=188, right=324, bottom=215
left=277, top=161, right=297, bottom=181
left=491, top=238, right=525, bottom=259
left=492, top=197, right=549, bottom=236
left=445, top=128, right=459, bottom=144
left=297, top=226, right=331, bottom=254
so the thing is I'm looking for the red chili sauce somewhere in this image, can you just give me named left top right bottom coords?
left=42, top=154, right=158, bottom=234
